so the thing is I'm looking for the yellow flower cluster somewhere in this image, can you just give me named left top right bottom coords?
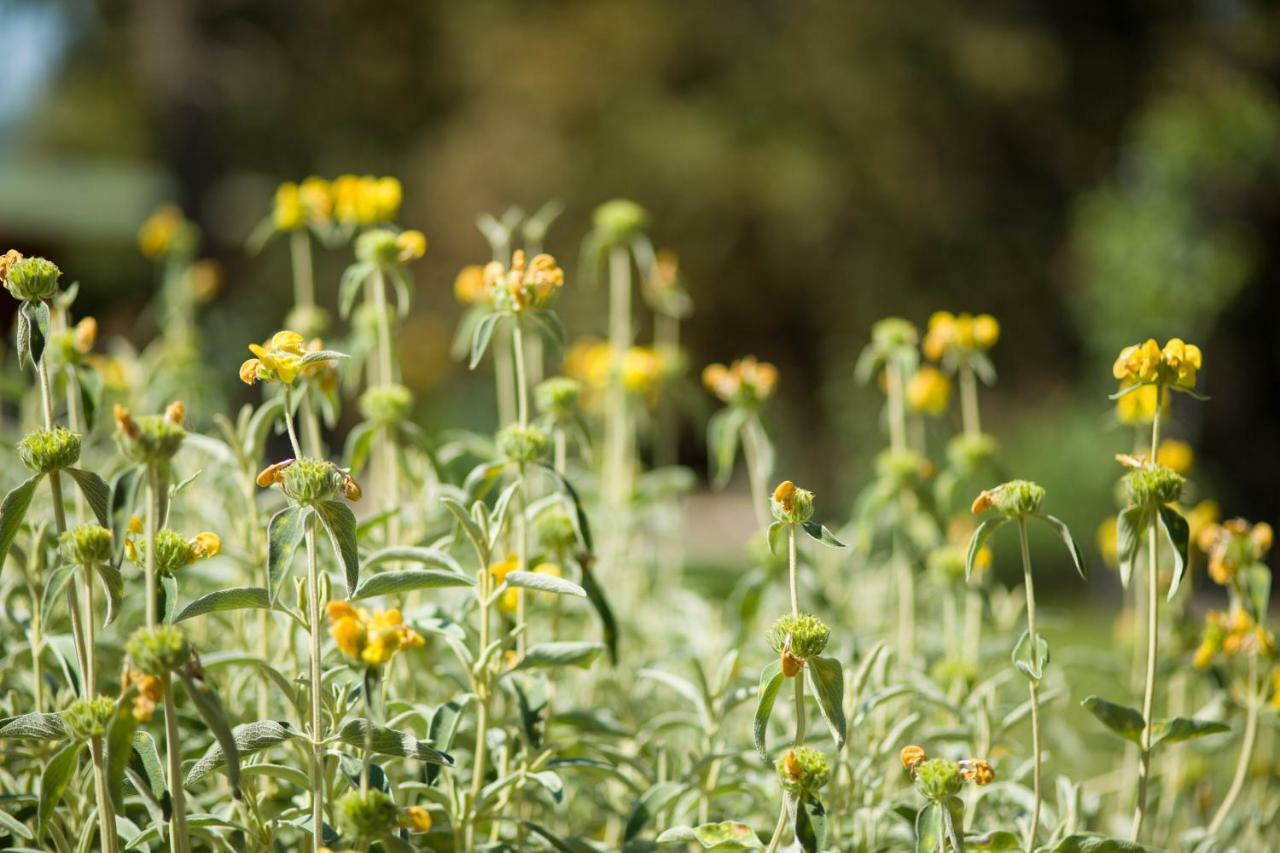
left=453, top=265, right=488, bottom=305
left=483, top=250, right=565, bottom=312
left=137, top=205, right=194, bottom=260
left=564, top=340, right=671, bottom=400
left=1112, top=338, right=1202, bottom=390
left=240, top=330, right=334, bottom=386
left=273, top=177, right=335, bottom=231
left=906, top=366, right=952, bottom=416
left=922, top=311, right=999, bottom=362
left=1193, top=606, right=1276, bottom=669
left=702, top=356, right=778, bottom=407
left=274, top=175, right=403, bottom=231
left=326, top=601, right=424, bottom=667
left=121, top=667, right=164, bottom=722
left=1197, top=518, right=1273, bottom=586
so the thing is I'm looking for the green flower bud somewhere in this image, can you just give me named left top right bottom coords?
left=4, top=257, right=61, bottom=301
left=281, top=457, right=343, bottom=504
left=776, top=747, right=831, bottom=795
left=535, top=377, right=582, bottom=420
left=359, top=383, right=413, bottom=424
left=592, top=199, right=648, bottom=243
left=946, top=432, right=997, bottom=476
left=126, top=625, right=191, bottom=676
left=135, top=529, right=198, bottom=575
left=355, top=229, right=401, bottom=267
left=972, top=479, right=1044, bottom=518
left=114, top=407, right=185, bottom=464
left=284, top=303, right=331, bottom=339
left=926, top=545, right=966, bottom=585
left=59, top=524, right=113, bottom=565
left=61, top=696, right=116, bottom=741
left=1123, top=464, right=1184, bottom=508
left=767, top=613, right=830, bottom=660
left=336, top=789, right=399, bottom=841
left=18, top=427, right=81, bottom=474
left=497, top=424, right=549, bottom=464
left=770, top=480, right=815, bottom=524
left=875, top=449, right=931, bottom=492
left=929, top=655, right=976, bottom=688
left=913, top=757, right=963, bottom=801
left=871, top=317, right=918, bottom=350
left=536, top=509, right=579, bottom=553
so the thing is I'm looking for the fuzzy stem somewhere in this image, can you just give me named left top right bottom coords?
left=764, top=800, right=789, bottom=853
left=959, top=363, right=981, bottom=437
left=787, top=526, right=800, bottom=618
left=1131, top=391, right=1163, bottom=841
left=371, top=269, right=401, bottom=550
left=467, top=569, right=493, bottom=850
left=512, top=319, right=529, bottom=429
left=1017, top=519, right=1041, bottom=852
left=515, top=463, right=529, bottom=656
left=305, top=522, right=325, bottom=852
left=601, top=244, right=632, bottom=573
left=553, top=428, right=567, bottom=475
left=1208, top=653, right=1261, bottom=834
left=290, top=229, right=315, bottom=308
left=885, top=359, right=907, bottom=453
left=84, top=560, right=118, bottom=853
left=282, top=385, right=304, bottom=460
left=164, top=678, right=189, bottom=853
left=741, top=414, right=771, bottom=531
left=145, top=469, right=159, bottom=627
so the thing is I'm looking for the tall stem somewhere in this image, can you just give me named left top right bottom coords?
left=959, top=364, right=981, bottom=437
left=787, top=526, right=800, bottom=618
left=371, top=269, right=400, bottom=550
left=305, top=523, right=325, bottom=852
left=741, top=415, right=771, bottom=531
left=1017, top=520, right=1041, bottom=852
left=511, top=320, right=529, bottom=429
left=83, top=557, right=117, bottom=852
left=885, top=360, right=907, bottom=453
left=602, top=245, right=632, bottom=574
left=164, top=678, right=189, bottom=853
left=290, top=229, right=315, bottom=308
left=1207, top=653, right=1260, bottom=834
left=1131, top=392, right=1163, bottom=841
left=282, top=386, right=303, bottom=460
left=467, top=569, right=493, bottom=850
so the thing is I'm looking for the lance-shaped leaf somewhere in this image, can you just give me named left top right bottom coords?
left=353, top=568, right=475, bottom=600
left=767, top=522, right=786, bottom=557
left=41, top=561, right=79, bottom=632
left=537, top=463, right=594, bottom=551
left=1156, top=505, right=1189, bottom=600
left=1012, top=631, right=1050, bottom=682
left=801, top=520, right=846, bottom=548
left=0, top=473, right=42, bottom=571
left=176, top=587, right=270, bottom=622
left=185, top=720, right=297, bottom=786
left=0, top=711, right=68, bottom=740
left=38, top=740, right=83, bottom=838
left=441, top=496, right=487, bottom=565
left=62, top=467, right=111, bottom=526
left=807, top=655, right=847, bottom=749
left=363, top=545, right=462, bottom=575
left=95, top=563, right=124, bottom=626
left=1039, top=513, right=1086, bottom=580
left=794, top=795, right=827, bottom=853
left=1240, top=564, right=1271, bottom=624
left=314, top=500, right=359, bottom=595
left=625, top=781, right=688, bottom=841
left=267, top=505, right=308, bottom=602
left=915, top=802, right=943, bottom=853
left=1116, top=506, right=1146, bottom=589
left=338, top=261, right=375, bottom=318
left=20, top=299, right=50, bottom=367
left=336, top=718, right=454, bottom=765
left=177, top=669, right=240, bottom=792
left=707, top=406, right=747, bottom=489
left=504, top=570, right=586, bottom=598
left=579, top=556, right=618, bottom=664
left=966, top=517, right=1007, bottom=581
left=657, top=821, right=766, bottom=849
left=469, top=311, right=501, bottom=369
left=514, top=641, right=604, bottom=671
left=965, top=830, right=1021, bottom=850
left=1049, top=834, right=1154, bottom=852
left=1081, top=696, right=1144, bottom=743
left=1149, top=716, right=1229, bottom=748
left=103, top=696, right=141, bottom=810
left=754, top=659, right=784, bottom=758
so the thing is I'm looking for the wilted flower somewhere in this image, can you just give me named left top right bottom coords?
left=257, top=457, right=361, bottom=504
left=327, top=601, right=424, bottom=667
left=702, top=356, right=778, bottom=407
left=121, top=667, right=165, bottom=722
left=900, top=745, right=927, bottom=772
left=959, top=758, right=995, bottom=786
left=402, top=805, right=432, bottom=834
left=113, top=404, right=185, bottom=464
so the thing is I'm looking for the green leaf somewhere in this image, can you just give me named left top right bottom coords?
left=243, top=397, right=285, bottom=460
left=807, top=655, right=847, bottom=749
left=314, top=500, right=359, bottom=595
left=1156, top=505, right=1189, bottom=600
left=62, top=468, right=111, bottom=527
left=766, top=521, right=786, bottom=557
left=441, top=496, right=487, bottom=565
left=625, top=781, right=687, bottom=841
left=1240, top=564, right=1271, bottom=623
left=1049, top=833, right=1154, bottom=852
left=267, top=505, right=308, bottom=603
left=94, top=562, right=124, bottom=627
left=352, top=568, right=475, bottom=599
left=514, top=641, right=604, bottom=671
left=22, top=300, right=50, bottom=367
left=469, top=311, right=501, bottom=369
left=1116, top=506, right=1146, bottom=590
left=504, top=570, right=586, bottom=598
left=0, top=473, right=42, bottom=572
left=966, top=517, right=1007, bottom=581
left=537, top=463, right=594, bottom=551
left=177, top=669, right=240, bottom=792
left=41, top=561, right=79, bottom=635
left=657, top=820, right=766, bottom=849
left=37, top=740, right=82, bottom=837
left=298, top=349, right=348, bottom=366
left=707, top=406, right=747, bottom=489
left=336, top=718, right=454, bottom=765
left=1081, top=696, right=1145, bottom=743
left=103, top=699, right=140, bottom=810
left=1039, top=513, right=1086, bottom=581
left=1149, top=716, right=1229, bottom=748
left=942, top=795, right=966, bottom=853
left=175, top=587, right=270, bottom=622
left=363, top=545, right=462, bottom=574
left=1012, top=630, right=1050, bottom=681
left=966, top=830, right=1021, bottom=850
left=794, top=795, right=826, bottom=853
left=0, top=712, right=68, bottom=740
left=754, top=660, right=784, bottom=758
left=343, top=420, right=378, bottom=476
left=463, top=460, right=507, bottom=502
left=915, top=802, right=942, bottom=853
left=338, top=261, right=374, bottom=318
left=0, top=807, right=32, bottom=840
left=184, top=720, right=297, bottom=786
left=801, top=520, right=846, bottom=549
left=579, top=556, right=619, bottom=664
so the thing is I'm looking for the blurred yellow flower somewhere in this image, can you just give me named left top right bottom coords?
left=241, top=330, right=307, bottom=386
left=396, top=230, right=427, bottom=263
left=1155, top=439, right=1193, bottom=475
left=454, top=265, right=488, bottom=305
left=923, top=311, right=999, bottom=361
left=483, top=250, right=565, bottom=312
left=137, top=205, right=189, bottom=260
left=1198, top=518, right=1272, bottom=586
left=906, top=366, right=952, bottom=416
left=274, top=182, right=305, bottom=231
left=1115, top=382, right=1162, bottom=425
left=702, top=356, right=778, bottom=407
left=326, top=601, right=423, bottom=667
left=1097, top=516, right=1118, bottom=568
left=403, top=806, right=432, bottom=833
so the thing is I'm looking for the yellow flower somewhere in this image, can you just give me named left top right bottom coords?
left=489, top=555, right=519, bottom=584
left=326, top=601, right=423, bottom=668
left=332, top=174, right=362, bottom=224
left=403, top=806, right=432, bottom=833
left=368, top=177, right=402, bottom=224
left=1097, top=517, right=1118, bottom=568
left=1112, top=338, right=1203, bottom=391
left=1112, top=339, right=1162, bottom=384
left=1161, top=338, right=1202, bottom=390
left=959, top=758, right=995, bottom=786
left=137, top=205, right=189, bottom=260
left=396, top=230, right=427, bottom=263
left=900, top=745, right=927, bottom=771
left=923, top=311, right=998, bottom=361
left=128, top=515, right=144, bottom=535
left=454, top=265, right=488, bottom=305
left=906, top=366, right=951, bottom=416
left=192, top=532, right=221, bottom=558
left=483, top=250, right=565, bottom=312
left=299, top=176, right=333, bottom=225
left=242, top=330, right=308, bottom=385
left=273, top=182, right=305, bottom=231
left=1198, top=518, right=1272, bottom=586
left=499, top=586, right=520, bottom=614
left=621, top=347, right=662, bottom=397
left=1115, top=382, right=1162, bottom=425
left=702, top=356, right=778, bottom=406
left=564, top=339, right=613, bottom=391
left=72, top=317, right=97, bottom=354
left=1155, top=439, right=1193, bottom=475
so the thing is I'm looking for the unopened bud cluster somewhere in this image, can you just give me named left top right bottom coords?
left=114, top=403, right=186, bottom=464
left=768, top=613, right=830, bottom=664
left=258, top=457, right=360, bottom=504
left=900, top=745, right=994, bottom=801
left=336, top=789, right=399, bottom=840
left=126, top=625, right=191, bottom=677
left=535, top=377, right=583, bottom=420
left=3, top=256, right=61, bottom=301
left=497, top=424, right=550, bottom=464
left=61, top=696, right=116, bottom=741
left=359, top=383, right=413, bottom=424
left=1121, top=463, right=1184, bottom=508
left=59, top=524, right=113, bottom=565
left=18, top=427, right=81, bottom=474
left=771, top=480, right=814, bottom=524
left=776, top=747, right=831, bottom=795
left=972, top=479, right=1044, bottom=518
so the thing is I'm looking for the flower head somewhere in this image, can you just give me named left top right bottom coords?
left=1197, top=518, right=1272, bottom=586
left=776, top=747, right=830, bottom=795
left=497, top=424, right=550, bottom=464
left=137, top=205, right=196, bottom=260
left=241, top=330, right=308, bottom=386
left=1115, top=382, right=1163, bottom=425
left=484, top=250, right=565, bottom=312
left=126, top=624, right=191, bottom=677
left=257, top=457, right=361, bottom=504
left=454, top=264, right=489, bottom=305
left=771, top=480, right=815, bottom=524
left=61, top=696, right=116, bottom=741
left=126, top=528, right=220, bottom=575
left=327, top=601, right=424, bottom=668
left=906, top=366, right=952, bottom=416
left=59, top=524, right=114, bottom=566
left=922, top=311, right=999, bottom=362
left=18, top=427, right=81, bottom=474
left=592, top=199, right=648, bottom=243
left=1119, top=459, right=1185, bottom=509
left=535, top=377, right=583, bottom=421
left=113, top=404, right=185, bottom=464
left=702, top=356, right=778, bottom=407
left=767, top=613, right=830, bottom=662
left=1112, top=338, right=1203, bottom=391
left=971, top=479, right=1044, bottom=518
left=336, top=789, right=399, bottom=841
left=3, top=256, right=61, bottom=301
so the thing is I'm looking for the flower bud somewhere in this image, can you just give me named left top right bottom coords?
left=767, top=613, right=830, bottom=661
left=59, top=524, right=113, bottom=565
left=497, top=424, right=550, bottom=464
left=913, top=757, right=963, bottom=801
left=776, top=747, right=831, bottom=795
left=535, top=377, right=583, bottom=421
left=280, top=457, right=343, bottom=504
left=926, top=545, right=966, bottom=585
left=536, top=509, right=579, bottom=553
left=403, top=805, right=432, bottom=833
left=1121, top=464, right=1184, bottom=509
left=959, top=758, right=995, bottom=786
left=61, top=696, right=116, bottom=741
left=770, top=480, right=814, bottom=524
left=871, top=317, right=918, bottom=350
left=125, top=625, right=191, bottom=676
left=592, top=199, right=648, bottom=243
left=900, top=745, right=927, bottom=772
left=130, top=529, right=212, bottom=575
left=971, top=479, right=1045, bottom=518
left=355, top=229, right=403, bottom=267
left=18, top=427, right=81, bottom=474
left=946, top=433, right=997, bottom=476
left=113, top=405, right=185, bottom=464
left=358, top=383, right=413, bottom=424
left=3, top=256, right=61, bottom=301
left=336, top=789, right=399, bottom=841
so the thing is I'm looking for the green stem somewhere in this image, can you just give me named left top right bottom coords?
left=290, top=229, right=315, bottom=308
left=741, top=415, right=771, bottom=531
left=305, top=522, right=325, bottom=852
left=371, top=269, right=401, bottom=550
left=164, top=678, right=189, bottom=853
left=1131, top=392, right=1163, bottom=841
left=959, top=363, right=981, bottom=437
left=787, top=526, right=800, bottom=618
left=601, top=244, right=632, bottom=572
left=83, top=560, right=118, bottom=853
left=764, top=800, right=789, bottom=853
left=1017, top=519, right=1041, bottom=852
left=886, top=360, right=907, bottom=453
left=515, top=463, right=528, bottom=657
left=282, top=386, right=303, bottom=460
left=1208, top=653, right=1261, bottom=834
left=512, top=319, right=529, bottom=429
left=467, top=569, right=493, bottom=850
